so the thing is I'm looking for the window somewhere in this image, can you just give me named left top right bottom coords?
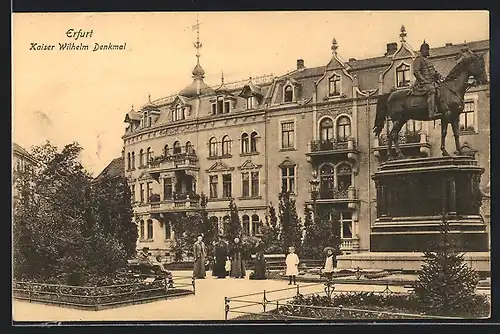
left=173, top=141, right=181, bottom=154
left=246, top=96, right=254, bottom=109
left=460, top=100, right=476, bottom=131
left=186, top=141, right=194, bottom=154
left=164, top=144, right=169, bottom=157
left=339, top=212, right=353, bottom=239
left=320, top=118, right=334, bottom=142
left=147, top=147, right=152, bottom=163
left=174, top=104, right=184, bottom=121
left=222, top=174, right=232, bottom=198
left=251, top=214, right=260, bottom=235
left=209, top=137, right=218, bottom=157
left=329, top=74, right=341, bottom=96
left=281, top=166, right=295, bottom=193
left=130, top=185, right=135, bottom=202
left=131, top=152, right=135, bottom=169
left=146, top=182, right=152, bottom=202
left=337, top=163, right=352, bottom=191
left=165, top=221, right=172, bottom=240
left=224, top=101, right=231, bottom=114
left=147, top=219, right=153, bottom=239
left=241, top=133, right=249, bottom=154
left=127, top=153, right=131, bottom=170
left=211, top=103, right=216, bottom=116
left=209, top=175, right=218, bottom=198
left=222, top=136, right=231, bottom=156
left=209, top=216, right=220, bottom=234
left=140, top=184, right=145, bottom=203
left=217, top=97, right=224, bottom=114
left=148, top=116, right=152, bottom=127
left=319, top=164, right=335, bottom=197
left=242, top=215, right=250, bottom=235
left=140, top=220, right=145, bottom=239
left=336, top=116, right=351, bottom=141
left=250, top=132, right=258, bottom=152
left=284, top=85, right=293, bottom=102
left=251, top=171, right=259, bottom=196
left=281, top=121, right=295, bottom=149
left=139, top=149, right=144, bottom=167
left=396, top=63, right=411, bottom=88
left=163, top=178, right=173, bottom=200
left=242, top=172, right=250, bottom=197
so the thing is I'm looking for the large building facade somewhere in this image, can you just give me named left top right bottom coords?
left=122, top=26, right=490, bottom=257
left=12, top=143, right=37, bottom=200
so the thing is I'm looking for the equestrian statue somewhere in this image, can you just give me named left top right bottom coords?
left=373, top=41, right=487, bottom=160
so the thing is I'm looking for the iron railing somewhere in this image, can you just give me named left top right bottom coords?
left=310, top=139, right=349, bottom=152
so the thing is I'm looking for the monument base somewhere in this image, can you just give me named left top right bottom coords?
left=336, top=251, right=490, bottom=274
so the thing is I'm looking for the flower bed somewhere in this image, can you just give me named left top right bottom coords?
left=232, top=291, right=490, bottom=320
left=13, top=279, right=194, bottom=310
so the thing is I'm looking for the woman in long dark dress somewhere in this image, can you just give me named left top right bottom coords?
left=250, top=242, right=267, bottom=280
left=212, top=238, right=228, bottom=278
left=229, top=237, right=246, bottom=278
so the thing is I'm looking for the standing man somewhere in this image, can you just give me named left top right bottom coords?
left=413, top=40, right=444, bottom=120
left=193, top=234, right=207, bottom=279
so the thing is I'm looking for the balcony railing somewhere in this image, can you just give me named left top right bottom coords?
left=377, top=131, right=421, bottom=146
left=310, top=139, right=348, bottom=152
left=340, top=238, right=360, bottom=251
left=148, top=152, right=198, bottom=172
left=318, top=188, right=349, bottom=200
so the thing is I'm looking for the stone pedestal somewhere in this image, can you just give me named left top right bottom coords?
left=371, top=156, right=488, bottom=252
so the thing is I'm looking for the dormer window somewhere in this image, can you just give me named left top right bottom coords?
left=224, top=101, right=230, bottom=113
left=284, top=85, right=293, bottom=103
left=329, top=74, right=341, bottom=96
left=173, top=104, right=185, bottom=122
left=246, top=96, right=254, bottom=109
left=396, top=63, right=411, bottom=88
left=211, top=97, right=231, bottom=115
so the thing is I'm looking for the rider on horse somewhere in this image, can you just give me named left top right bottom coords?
left=413, top=41, right=443, bottom=120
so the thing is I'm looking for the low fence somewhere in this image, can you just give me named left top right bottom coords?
left=223, top=281, right=467, bottom=320
left=13, top=275, right=195, bottom=311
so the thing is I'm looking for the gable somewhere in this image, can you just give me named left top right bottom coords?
left=238, top=159, right=263, bottom=170
left=138, top=170, right=154, bottom=181
left=206, top=161, right=234, bottom=173
left=279, top=157, right=296, bottom=168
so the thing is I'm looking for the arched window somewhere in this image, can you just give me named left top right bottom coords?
left=186, top=141, right=194, bottom=154
left=131, top=152, right=135, bottom=169
left=209, top=216, right=220, bottom=233
left=174, top=104, right=184, bottom=121
left=164, top=144, right=169, bottom=157
left=209, top=137, right=218, bottom=157
left=251, top=214, right=260, bottom=235
left=139, top=219, right=145, bottom=239
left=320, top=118, right=334, bottom=142
left=222, top=136, right=231, bottom=156
left=337, top=163, right=352, bottom=191
left=127, top=152, right=131, bottom=170
left=250, top=132, right=258, bottom=152
left=241, top=133, right=249, bottom=154
left=147, top=147, right=152, bottom=163
left=396, top=63, right=411, bottom=88
left=319, top=164, right=335, bottom=198
left=139, top=149, right=144, bottom=167
left=336, top=116, right=351, bottom=141
left=284, top=85, right=293, bottom=102
left=173, top=141, right=181, bottom=154
left=242, top=215, right=250, bottom=236
left=147, top=219, right=154, bottom=239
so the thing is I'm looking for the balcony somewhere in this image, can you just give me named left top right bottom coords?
left=148, top=152, right=199, bottom=175
left=149, top=192, right=201, bottom=212
left=308, top=186, right=358, bottom=209
left=340, top=238, right=360, bottom=252
left=306, top=137, right=359, bottom=162
left=373, top=131, right=430, bottom=159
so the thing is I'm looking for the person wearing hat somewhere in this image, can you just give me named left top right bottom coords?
left=322, top=247, right=335, bottom=281
left=193, top=234, right=207, bottom=279
left=138, top=247, right=152, bottom=273
left=413, top=40, right=444, bottom=120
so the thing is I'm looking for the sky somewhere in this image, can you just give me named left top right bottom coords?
left=12, top=11, right=489, bottom=176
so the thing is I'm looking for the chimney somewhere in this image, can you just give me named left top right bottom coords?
left=385, top=42, right=398, bottom=56
left=348, top=58, right=357, bottom=62
left=446, top=42, right=453, bottom=46
left=296, top=59, right=305, bottom=71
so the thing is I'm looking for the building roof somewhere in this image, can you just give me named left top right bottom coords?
left=94, top=157, right=125, bottom=182
left=13, top=142, right=37, bottom=163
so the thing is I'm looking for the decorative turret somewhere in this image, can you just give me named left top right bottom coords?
left=179, top=15, right=214, bottom=98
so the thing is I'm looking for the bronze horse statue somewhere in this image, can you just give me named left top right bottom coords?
left=373, top=50, right=488, bottom=160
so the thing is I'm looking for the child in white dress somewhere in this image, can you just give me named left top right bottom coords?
left=285, top=246, right=299, bottom=285
left=323, top=248, right=335, bottom=281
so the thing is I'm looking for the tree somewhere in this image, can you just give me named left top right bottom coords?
left=224, top=198, right=241, bottom=242
left=198, top=193, right=218, bottom=258
left=413, top=214, right=480, bottom=316
left=261, top=202, right=282, bottom=253
left=168, top=211, right=192, bottom=261
left=301, top=205, right=341, bottom=260
left=278, top=192, right=303, bottom=253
